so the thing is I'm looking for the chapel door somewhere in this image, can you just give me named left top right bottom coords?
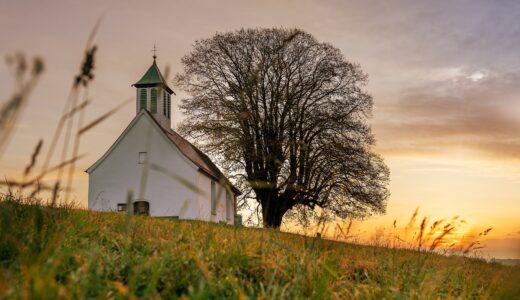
left=133, top=201, right=150, bottom=215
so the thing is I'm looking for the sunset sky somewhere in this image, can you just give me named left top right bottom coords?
left=1, top=0, right=519, bottom=258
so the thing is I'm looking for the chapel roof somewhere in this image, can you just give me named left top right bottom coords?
left=133, top=60, right=174, bottom=94
left=85, top=110, right=241, bottom=195
left=146, top=111, right=241, bottom=195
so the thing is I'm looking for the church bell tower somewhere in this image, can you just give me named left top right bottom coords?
left=132, top=47, right=174, bottom=129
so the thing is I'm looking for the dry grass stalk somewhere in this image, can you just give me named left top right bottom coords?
left=23, top=139, right=43, bottom=177
left=0, top=154, right=84, bottom=191
left=0, top=54, right=44, bottom=159
left=149, top=163, right=203, bottom=194
left=78, top=98, right=132, bottom=135
left=0, top=180, right=53, bottom=192
left=56, top=42, right=97, bottom=197
left=430, top=225, right=455, bottom=251
left=416, top=217, right=428, bottom=251
left=27, top=20, right=104, bottom=204
left=405, top=207, right=419, bottom=232
left=64, top=95, right=88, bottom=202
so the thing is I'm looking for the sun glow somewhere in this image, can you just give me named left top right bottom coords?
left=468, top=71, right=486, bottom=82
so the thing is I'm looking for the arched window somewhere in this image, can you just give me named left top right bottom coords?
left=139, top=89, right=147, bottom=110
left=150, top=89, right=157, bottom=113
left=163, top=92, right=167, bottom=116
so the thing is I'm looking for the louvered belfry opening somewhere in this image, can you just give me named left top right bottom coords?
left=132, top=57, right=175, bottom=128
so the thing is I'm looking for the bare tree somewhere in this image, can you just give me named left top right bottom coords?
left=176, top=28, right=390, bottom=228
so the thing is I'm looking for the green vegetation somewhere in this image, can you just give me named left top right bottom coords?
left=1, top=197, right=519, bottom=299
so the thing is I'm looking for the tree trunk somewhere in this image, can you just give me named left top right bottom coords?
left=261, top=197, right=288, bottom=229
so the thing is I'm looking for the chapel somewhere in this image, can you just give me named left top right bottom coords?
left=86, top=55, right=240, bottom=224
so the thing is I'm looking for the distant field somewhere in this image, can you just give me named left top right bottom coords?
left=0, top=198, right=519, bottom=299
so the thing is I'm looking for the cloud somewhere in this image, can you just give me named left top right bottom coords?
left=374, top=70, right=520, bottom=160
left=468, top=71, right=486, bottom=82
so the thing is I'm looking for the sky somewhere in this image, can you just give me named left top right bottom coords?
left=1, top=0, right=519, bottom=259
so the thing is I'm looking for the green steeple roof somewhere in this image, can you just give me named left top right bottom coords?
left=133, top=60, right=174, bottom=94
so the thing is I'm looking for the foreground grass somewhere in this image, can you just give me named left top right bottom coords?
left=0, top=200, right=519, bottom=299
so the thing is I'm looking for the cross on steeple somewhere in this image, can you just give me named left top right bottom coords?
left=152, top=44, right=158, bottom=60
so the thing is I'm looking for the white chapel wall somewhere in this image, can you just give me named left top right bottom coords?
left=196, top=172, right=233, bottom=224
left=88, top=114, right=201, bottom=219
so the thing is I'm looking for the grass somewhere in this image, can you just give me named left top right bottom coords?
left=1, top=196, right=519, bottom=299
left=1, top=24, right=519, bottom=300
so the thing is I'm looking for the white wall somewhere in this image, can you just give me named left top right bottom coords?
left=88, top=112, right=235, bottom=224
left=89, top=113, right=199, bottom=219
left=197, top=173, right=235, bottom=224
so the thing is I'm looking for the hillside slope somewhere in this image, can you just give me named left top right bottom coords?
left=0, top=199, right=519, bottom=299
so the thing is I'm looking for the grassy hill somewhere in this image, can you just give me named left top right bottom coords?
left=0, top=198, right=519, bottom=299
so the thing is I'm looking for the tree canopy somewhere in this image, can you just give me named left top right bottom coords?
left=176, top=28, right=390, bottom=228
